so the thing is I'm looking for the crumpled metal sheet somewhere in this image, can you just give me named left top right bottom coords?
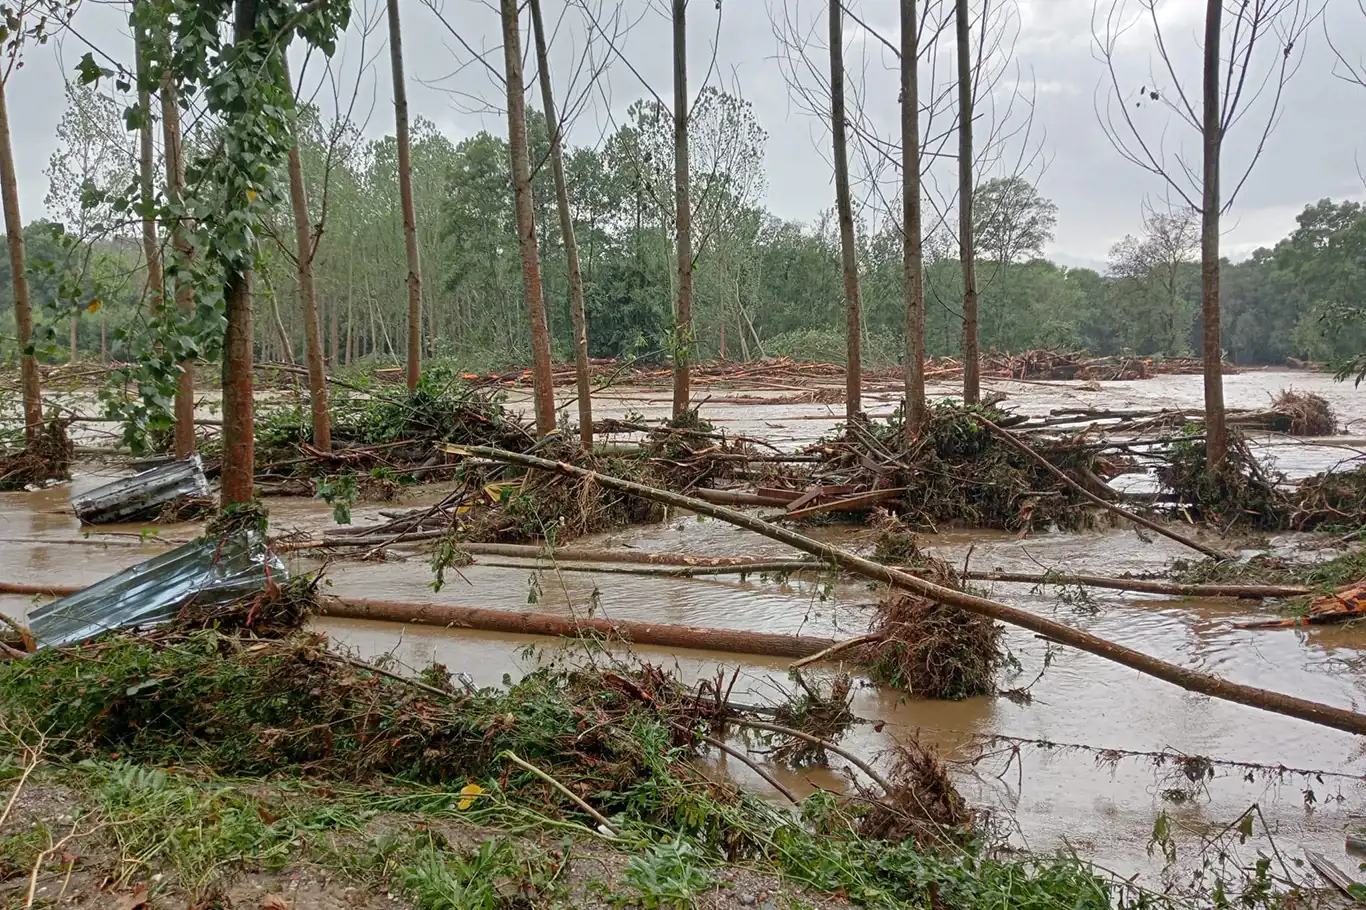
left=26, top=531, right=287, bottom=649
left=71, top=455, right=211, bottom=524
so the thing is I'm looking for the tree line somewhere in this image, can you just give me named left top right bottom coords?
left=0, top=0, right=1351, bottom=508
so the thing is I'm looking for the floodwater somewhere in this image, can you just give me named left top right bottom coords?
left=3, top=369, right=1365, bottom=886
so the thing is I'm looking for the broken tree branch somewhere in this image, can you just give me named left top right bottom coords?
left=973, top=414, right=1234, bottom=561
left=448, top=444, right=1366, bottom=737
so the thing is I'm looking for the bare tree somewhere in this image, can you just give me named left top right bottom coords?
left=387, top=0, right=422, bottom=392
left=902, top=0, right=927, bottom=441
left=530, top=0, right=593, bottom=447
left=1096, top=0, right=1317, bottom=465
left=283, top=57, right=331, bottom=452
left=0, top=5, right=46, bottom=444
left=671, top=0, right=694, bottom=418
left=829, top=0, right=862, bottom=422
left=501, top=0, right=556, bottom=436
left=956, top=0, right=979, bottom=404
left=1108, top=203, right=1200, bottom=354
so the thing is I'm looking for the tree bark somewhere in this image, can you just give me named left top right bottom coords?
left=1200, top=0, right=1227, bottom=466
left=900, top=0, right=926, bottom=442
left=671, top=0, right=694, bottom=418
left=456, top=444, right=1366, bottom=738
left=220, top=0, right=258, bottom=507
left=69, top=318, right=78, bottom=362
left=500, top=0, right=556, bottom=437
left=530, top=0, right=592, bottom=447
left=220, top=268, right=255, bottom=505
left=161, top=71, right=196, bottom=458
left=830, top=0, right=862, bottom=423
left=283, top=60, right=331, bottom=452
left=956, top=0, right=980, bottom=406
left=323, top=599, right=839, bottom=660
left=0, top=79, right=42, bottom=443
left=387, top=0, right=422, bottom=392
left=135, top=15, right=164, bottom=323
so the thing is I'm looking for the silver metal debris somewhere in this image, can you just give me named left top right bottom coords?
left=71, top=455, right=211, bottom=524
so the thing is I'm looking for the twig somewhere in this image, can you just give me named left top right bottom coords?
left=789, top=634, right=880, bottom=670
left=732, top=718, right=893, bottom=794
left=672, top=723, right=799, bottom=805
left=500, top=751, right=619, bottom=837
left=973, top=414, right=1234, bottom=561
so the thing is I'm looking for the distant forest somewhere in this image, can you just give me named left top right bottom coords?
left=3, top=85, right=1363, bottom=373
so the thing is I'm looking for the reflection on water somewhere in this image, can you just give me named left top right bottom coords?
left=3, top=370, right=1365, bottom=882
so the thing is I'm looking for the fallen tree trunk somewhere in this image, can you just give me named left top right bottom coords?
left=449, top=444, right=1366, bottom=737
left=473, top=559, right=820, bottom=578
left=459, top=542, right=809, bottom=568
left=960, top=571, right=1310, bottom=599
left=321, top=598, right=839, bottom=659
left=974, top=415, right=1233, bottom=561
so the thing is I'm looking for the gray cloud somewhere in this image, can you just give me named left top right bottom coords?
left=7, top=0, right=1364, bottom=264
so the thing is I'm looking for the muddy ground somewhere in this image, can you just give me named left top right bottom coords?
left=3, top=368, right=1365, bottom=894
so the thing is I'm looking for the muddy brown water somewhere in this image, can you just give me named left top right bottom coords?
left=3, top=370, right=1365, bottom=885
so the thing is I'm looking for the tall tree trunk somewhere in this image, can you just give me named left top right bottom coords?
left=956, top=0, right=979, bottom=406
left=529, top=0, right=592, bottom=447
left=69, top=319, right=77, bottom=362
left=135, top=14, right=164, bottom=319
left=220, top=0, right=257, bottom=507
left=283, top=59, right=331, bottom=451
left=161, top=71, right=196, bottom=458
left=221, top=269, right=255, bottom=505
left=100, top=316, right=107, bottom=359
left=387, top=0, right=422, bottom=392
left=329, top=292, right=339, bottom=365
left=829, top=0, right=861, bottom=423
left=345, top=238, right=355, bottom=365
left=1200, top=0, right=1226, bottom=466
left=501, top=0, right=556, bottom=437
left=0, top=79, right=40, bottom=443
left=269, top=286, right=295, bottom=364
left=670, top=0, right=694, bottom=419
left=901, top=0, right=926, bottom=441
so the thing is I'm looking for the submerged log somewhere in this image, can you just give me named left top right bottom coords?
left=451, top=443, right=1366, bottom=738
left=320, top=598, right=840, bottom=658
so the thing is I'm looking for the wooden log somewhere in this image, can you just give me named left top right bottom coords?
left=961, top=571, right=1310, bottom=599
left=449, top=444, right=1366, bottom=737
left=321, top=598, right=839, bottom=659
left=460, top=542, right=809, bottom=568
left=781, top=487, right=906, bottom=520
left=693, top=488, right=795, bottom=508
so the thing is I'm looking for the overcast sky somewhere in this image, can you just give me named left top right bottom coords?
left=11, top=0, right=1366, bottom=267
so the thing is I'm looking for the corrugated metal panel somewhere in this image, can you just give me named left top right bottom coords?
left=71, top=455, right=211, bottom=524
left=26, top=531, right=286, bottom=649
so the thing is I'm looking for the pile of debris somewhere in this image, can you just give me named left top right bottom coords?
left=776, top=402, right=1122, bottom=532
left=0, top=418, right=72, bottom=491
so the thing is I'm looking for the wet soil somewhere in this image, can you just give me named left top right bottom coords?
left=2, top=370, right=1364, bottom=886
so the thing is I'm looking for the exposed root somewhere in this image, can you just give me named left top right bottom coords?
left=0, top=420, right=72, bottom=491
left=858, top=740, right=972, bottom=846
left=772, top=673, right=855, bottom=767
left=865, top=541, right=1002, bottom=699
left=1270, top=390, right=1336, bottom=437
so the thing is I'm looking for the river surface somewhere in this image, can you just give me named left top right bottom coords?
left=3, top=369, right=1365, bottom=887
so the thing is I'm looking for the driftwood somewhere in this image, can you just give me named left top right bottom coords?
left=321, top=598, right=840, bottom=658
left=451, top=444, right=1366, bottom=737
left=973, top=415, right=1234, bottom=561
